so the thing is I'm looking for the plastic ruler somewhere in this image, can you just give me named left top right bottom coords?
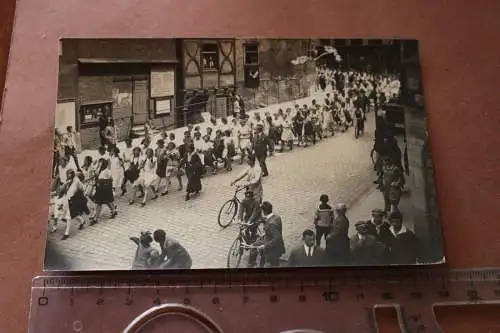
left=29, top=268, right=500, bottom=333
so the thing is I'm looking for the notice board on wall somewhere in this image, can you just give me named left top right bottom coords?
left=151, top=67, right=175, bottom=97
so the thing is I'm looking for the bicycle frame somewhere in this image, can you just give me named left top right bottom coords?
left=231, top=185, right=248, bottom=204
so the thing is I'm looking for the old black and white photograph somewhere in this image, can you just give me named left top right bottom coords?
left=45, top=38, right=444, bottom=271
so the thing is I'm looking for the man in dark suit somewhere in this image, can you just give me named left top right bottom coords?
left=288, top=229, right=325, bottom=267
left=387, top=211, right=418, bottom=265
left=366, top=209, right=393, bottom=248
left=252, top=201, right=285, bottom=267
left=153, top=229, right=192, bottom=269
left=325, top=203, right=350, bottom=265
left=350, top=221, right=384, bottom=265
left=252, top=124, right=269, bottom=177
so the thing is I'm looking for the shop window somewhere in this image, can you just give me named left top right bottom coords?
left=201, top=43, right=219, bottom=71
left=79, top=102, right=112, bottom=128
left=244, top=43, right=260, bottom=88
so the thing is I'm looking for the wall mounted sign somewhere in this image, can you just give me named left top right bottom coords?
left=155, top=98, right=172, bottom=115
left=151, top=67, right=175, bottom=97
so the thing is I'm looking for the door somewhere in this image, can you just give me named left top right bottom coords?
left=112, top=79, right=133, bottom=140
left=133, top=79, right=149, bottom=125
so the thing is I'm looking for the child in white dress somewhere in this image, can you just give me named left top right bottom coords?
left=280, top=114, right=295, bottom=151
left=140, top=148, right=158, bottom=207
left=110, top=147, right=125, bottom=197
left=49, top=188, right=70, bottom=234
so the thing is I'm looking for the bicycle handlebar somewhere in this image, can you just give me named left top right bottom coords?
left=234, top=184, right=249, bottom=193
left=237, top=221, right=254, bottom=228
left=240, top=243, right=262, bottom=250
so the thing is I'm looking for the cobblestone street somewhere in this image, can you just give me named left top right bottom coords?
left=48, top=111, right=378, bottom=270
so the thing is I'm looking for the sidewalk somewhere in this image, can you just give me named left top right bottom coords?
left=346, top=186, right=414, bottom=238
left=77, top=87, right=331, bottom=161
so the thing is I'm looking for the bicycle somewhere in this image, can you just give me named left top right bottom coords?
left=226, top=221, right=264, bottom=269
left=217, top=185, right=247, bottom=228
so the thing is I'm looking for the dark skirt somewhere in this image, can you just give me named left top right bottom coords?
left=269, top=126, right=281, bottom=141
left=226, top=143, right=236, bottom=158
left=203, top=151, right=215, bottom=167
left=156, top=158, right=167, bottom=178
left=94, top=179, right=114, bottom=204
left=319, top=77, right=326, bottom=90
left=344, top=112, right=352, bottom=123
left=126, top=165, right=140, bottom=183
left=304, top=122, right=314, bottom=136
left=214, top=142, right=224, bottom=159
left=356, top=119, right=365, bottom=132
left=293, top=123, right=303, bottom=137
left=68, top=190, right=90, bottom=218
left=186, top=165, right=202, bottom=193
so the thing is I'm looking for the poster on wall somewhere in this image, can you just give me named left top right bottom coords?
left=151, top=67, right=175, bottom=98
left=112, top=88, right=132, bottom=108
left=215, top=97, right=227, bottom=118
left=55, top=101, right=76, bottom=132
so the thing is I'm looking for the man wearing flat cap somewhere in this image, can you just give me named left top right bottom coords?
left=387, top=211, right=418, bottom=264
left=366, top=209, right=393, bottom=249
left=350, top=221, right=384, bottom=265
left=325, top=203, right=350, bottom=265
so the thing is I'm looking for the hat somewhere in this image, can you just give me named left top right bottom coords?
left=335, top=203, right=347, bottom=210
left=371, top=208, right=385, bottom=216
left=355, top=221, right=369, bottom=231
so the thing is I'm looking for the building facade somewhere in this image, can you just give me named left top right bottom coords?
left=56, top=38, right=316, bottom=149
left=317, top=39, right=400, bottom=73
left=57, top=39, right=182, bottom=149
left=234, top=39, right=316, bottom=109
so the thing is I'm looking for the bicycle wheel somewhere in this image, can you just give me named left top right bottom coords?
left=218, top=199, right=238, bottom=228
left=227, top=237, right=244, bottom=269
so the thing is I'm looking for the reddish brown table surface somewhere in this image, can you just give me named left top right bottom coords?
left=1, top=1, right=500, bottom=332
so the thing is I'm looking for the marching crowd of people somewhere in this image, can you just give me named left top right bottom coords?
left=48, top=64, right=418, bottom=268
left=229, top=68, right=419, bottom=268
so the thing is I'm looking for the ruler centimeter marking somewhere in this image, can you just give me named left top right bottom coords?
left=29, top=269, right=500, bottom=333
